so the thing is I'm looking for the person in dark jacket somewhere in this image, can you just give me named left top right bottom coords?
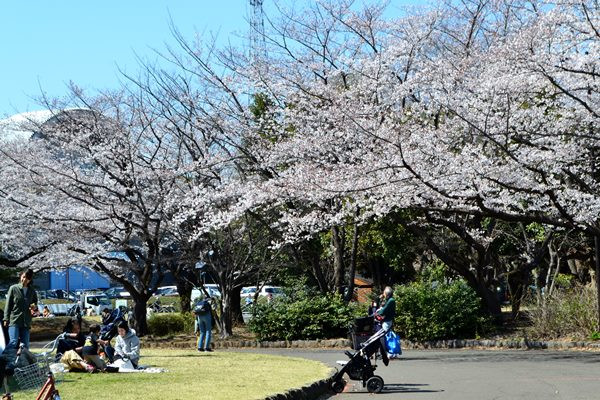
left=57, top=318, right=86, bottom=356
left=3, top=269, right=37, bottom=349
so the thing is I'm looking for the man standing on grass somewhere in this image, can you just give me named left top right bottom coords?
left=4, top=269, right=38, bottom=349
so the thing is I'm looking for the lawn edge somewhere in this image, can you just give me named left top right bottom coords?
left=261, top=368, right=336, bottom=400
left=144, top=337, right=600, bottom=352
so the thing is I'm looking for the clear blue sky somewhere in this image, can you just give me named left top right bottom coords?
left=0, top=0, right=423, bottom=117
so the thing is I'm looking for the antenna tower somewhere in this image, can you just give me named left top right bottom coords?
left=249, top=0, right=266, bottom=67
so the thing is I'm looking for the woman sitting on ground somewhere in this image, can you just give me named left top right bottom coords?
left=42, top=306, right=54, bottom=318
left=113, top=321, right=140, bottom=368
left=57, top=318, right=85, bottom=356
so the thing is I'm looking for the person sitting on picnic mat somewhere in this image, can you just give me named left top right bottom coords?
left=57, top=317, right=86, bottom=357
left=113, top=321, right=140, bottom=368
left=82, top=324, right=109, bottom=372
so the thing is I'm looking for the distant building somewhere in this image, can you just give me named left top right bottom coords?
left=33, top=266, right=110, bottom=291
left=0, top=108, right=98, bottom=143
left=353, top=276, right=374, bottom=303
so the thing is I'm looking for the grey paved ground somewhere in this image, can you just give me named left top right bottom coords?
left=234, top=348, right=600, bottom=400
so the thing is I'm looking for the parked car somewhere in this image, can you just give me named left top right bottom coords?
left=155, top=286, right=178, bottom=297
left=104, top=286, right=130, bottom=299
left=241, top=285, right=284, bottom=299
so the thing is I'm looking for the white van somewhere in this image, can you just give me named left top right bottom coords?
left=241, top=285, right=284, bottom=299
left=190, top=284, right=221, bottom=302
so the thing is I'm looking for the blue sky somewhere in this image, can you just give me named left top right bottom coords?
left=0, top=1, right=423, bottom=117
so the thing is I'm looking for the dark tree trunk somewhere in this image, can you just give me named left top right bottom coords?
left=230, top=285, right=244, bottom=324
left=464, top=273, right=502, bottom=322
left=311, top=252, right=329, bottom=293
left=176, top=279, right=193, bottom=314
left=331, top=226, right=346, bottom=295
left=219, top=288, right=234, bottom=338
left=507, top=267, right=529, bottom=318
left=344, top=222, right=360, bottom=302
left=131, top=294, right=151, bottom=336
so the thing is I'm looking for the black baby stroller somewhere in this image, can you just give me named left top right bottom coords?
left=100, top=307, right=125, bottom=341
left=331, top=326, right=389, bottom=394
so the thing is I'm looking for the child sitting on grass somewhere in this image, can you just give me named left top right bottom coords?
left=82, top=324, right=109, bottom=372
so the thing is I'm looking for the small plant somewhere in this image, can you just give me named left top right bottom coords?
left=589, top=332, right=600, bottom=341
left=526, top=284, right=598, bottom=340
left=147, top=312, right=194, bottom=336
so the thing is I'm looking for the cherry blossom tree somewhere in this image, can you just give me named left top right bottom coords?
left=180, top=0, right=599, bottom=317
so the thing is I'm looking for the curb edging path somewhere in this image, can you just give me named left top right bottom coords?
left=145, top=336, right=600, bottom=351
left=262, top=370, right=335, bottom=400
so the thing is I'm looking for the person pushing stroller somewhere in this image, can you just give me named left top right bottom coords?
left=374, top=287, right=395, bottom=333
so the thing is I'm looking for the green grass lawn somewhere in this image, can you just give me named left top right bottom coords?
left=18, top=349, right=331, bottom=400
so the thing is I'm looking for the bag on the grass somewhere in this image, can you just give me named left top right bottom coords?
left=385, top=331, right=402, bottom=355
left=14, top=347, right=37, bottom=368
left=109, top=358, right=135, bottom=371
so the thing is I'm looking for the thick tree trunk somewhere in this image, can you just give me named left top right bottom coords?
left=311, top=252, right=329, bottom=293
left=131, top=295, right=150, bottom=336
left=219, top=289, right=234, bottom=338
left=507, top=268, right=528, bottom=318
left=466, top=274, right=502, bottom=322
left=331, top=226, right=346, bottom=295
left=230, top=285, right=244, bottom=324
left=344, top=222, right=360, bottom=302
left=176, top=280, right=193, bottom=314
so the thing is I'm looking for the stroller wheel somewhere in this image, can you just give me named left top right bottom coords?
left=366, top=375, right=384, bottom=393
left=331, top=379, right=346, bottom=394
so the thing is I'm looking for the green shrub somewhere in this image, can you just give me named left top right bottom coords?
left=394, top=280, right=491, bottom=341
left=527, top=285, right=598, bottom=339
left=247, top=288, right=357, bottom=341
left=147, top=312, right=195, bottom=336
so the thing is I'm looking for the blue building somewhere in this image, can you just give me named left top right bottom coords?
left=34, top=266, right=110, bottom=291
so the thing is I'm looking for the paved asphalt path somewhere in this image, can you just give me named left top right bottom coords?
left=234, top=348, right=600, bottom=400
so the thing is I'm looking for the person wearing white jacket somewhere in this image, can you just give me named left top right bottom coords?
left=114, top=320, right=140, bottom=368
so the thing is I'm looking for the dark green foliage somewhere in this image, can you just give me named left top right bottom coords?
left=247, top=288, right=357, bottom=341
left=147, top=312, right=195, bottom=337
left=394, top=279, right=491, bottom=341
left=358, top=214, right=418, bottom=285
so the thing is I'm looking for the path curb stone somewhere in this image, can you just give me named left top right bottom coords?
left=262, top=369, right=336, bottom=400
left=146, top=337, right=600, bottom=351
